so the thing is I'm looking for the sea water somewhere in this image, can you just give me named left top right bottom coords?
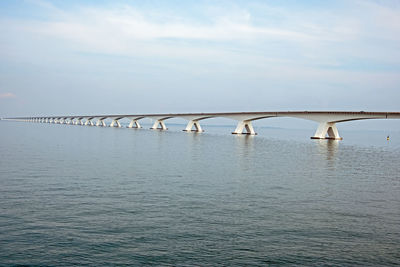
left=0, top=121, right=399, bottom=266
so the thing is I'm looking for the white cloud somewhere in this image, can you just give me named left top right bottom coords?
left=1, top=1, right=400, bottom=81
left=7, top=0, right=396, bottom=66
left=29, top=8, right=315, bottom=44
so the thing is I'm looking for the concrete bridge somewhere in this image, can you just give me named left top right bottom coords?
left=3, top=111, right=400, bottom=140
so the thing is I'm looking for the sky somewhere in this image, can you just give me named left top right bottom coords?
left=0, top=0, right=400, bottom=129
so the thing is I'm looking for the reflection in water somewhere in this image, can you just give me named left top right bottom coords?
left=234, top=135, right=255, bottom=158
left=184, top=130, right=202, bottom=145
left=314, top=139, right=339, bottom=168
left=182, top=131, right=204, bottom=162
left=233, top=135, right=256, bottom=173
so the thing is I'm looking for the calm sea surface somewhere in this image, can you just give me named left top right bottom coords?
left=1, top=121, right=399, bottom=266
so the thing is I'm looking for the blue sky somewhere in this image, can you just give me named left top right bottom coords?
left=1, top=0, right=400, bottom=129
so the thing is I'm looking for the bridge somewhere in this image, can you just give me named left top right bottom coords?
left=3, top=111, right=400, bottom=140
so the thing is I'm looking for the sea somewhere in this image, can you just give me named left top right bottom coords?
left=0, top=120, right=399, bottom=266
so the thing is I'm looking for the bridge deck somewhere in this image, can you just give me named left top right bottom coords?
left=6, top=111, right=400, bottom=120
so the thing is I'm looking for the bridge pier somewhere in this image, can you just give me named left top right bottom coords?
left=151, top=120, right=167, bottom=130
left=128, top=119, right=142, bottom=128
left=110, top=119, right=122, bottom=127
left=311, top=122, right=342, bottom=140
left=96, top=119, right=107, bottom=127
left=232, top=120, right=256, bottom=135
left=85, top=119, right=94, bottom=126
left=183, top=120, right=204, bottom=132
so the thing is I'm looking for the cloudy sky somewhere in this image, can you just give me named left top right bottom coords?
left=1, top=0, right=399, bottom=128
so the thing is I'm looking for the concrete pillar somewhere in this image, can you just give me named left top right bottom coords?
left=183, top=120, right=204, bottom=132
left=110, top=119, right=122, bottom=127
left=85, top=119, right=94, bottom=126
left=96, top=119, right=107, bottom=127
left=151, top=120, right=167, bottom=130
left=232, top=120, right=256, bottom=135
left=311, top=122, right=342, bottom=140
left=128, top=119, right=142, bottom=128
